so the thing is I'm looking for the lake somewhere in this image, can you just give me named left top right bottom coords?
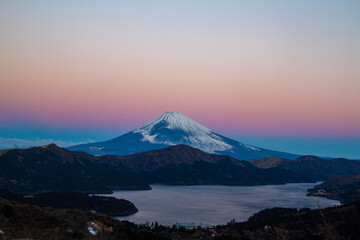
left=108, top=183, right=340, bottom=226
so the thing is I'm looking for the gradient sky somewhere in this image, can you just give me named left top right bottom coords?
left=1, top=1, right=360, bottom=158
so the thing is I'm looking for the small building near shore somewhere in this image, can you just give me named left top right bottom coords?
left=317, top=189, right=327, bottom=195
left=176, top=222, right=196, bottom=229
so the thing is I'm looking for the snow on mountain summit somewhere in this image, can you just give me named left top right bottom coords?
left=134, top=112, right=211, bottom=135
left=133, top=112, right=232, bottom=153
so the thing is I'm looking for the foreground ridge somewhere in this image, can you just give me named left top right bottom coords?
left=0, top=197, right=358, bottom=239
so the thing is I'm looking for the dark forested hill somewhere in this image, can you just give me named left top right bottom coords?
left=307, top=174, right=360, bottom=204
left=4, top=144, right=357, bottom=193
left=0, top=144, right=150, bottom=194
left=251, top=155, right=360, bottom=181
left=1, top=197, right=359, bottom=239
left=102, top=144, right=312, bottom=185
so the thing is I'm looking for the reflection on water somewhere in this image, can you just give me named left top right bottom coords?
left=107, top=183, right=339, bottom=225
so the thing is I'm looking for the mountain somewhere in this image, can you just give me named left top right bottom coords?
left=69, top=112, right=299, bottom=160
left=101, top=144, right=312, bottom=185
left=250, top=155, right=360, bottom=181
left=0, top=144, right=150, bottom=194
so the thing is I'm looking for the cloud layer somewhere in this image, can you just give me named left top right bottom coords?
left=0, top=137, right=91, bottom=150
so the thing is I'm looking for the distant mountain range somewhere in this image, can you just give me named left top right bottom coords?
left=101, top=144, right=311, bottom=185
left=69, top=112, right=299, bottom=160
left=2, top=143, right=360, bottom=194
left=0, top=144, right=306, bottom=194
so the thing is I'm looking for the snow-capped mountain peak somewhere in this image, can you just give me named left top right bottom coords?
left=133, top=112, right=232, bottom=153
left=134, top=112, right=211, bottom=135
left=69, top=111, right=300, bottom=160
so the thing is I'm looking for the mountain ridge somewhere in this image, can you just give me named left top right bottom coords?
left=0, top=144, right=151, bottom=194
left=307, top=174, right=360, bottom=204
left=0, top=144, right=311, bottom=193
left=99, top=144, right=312, bottom=185
left=4, top=143, right=358, bottom=192
left=251, top=155, right=360, bottom=181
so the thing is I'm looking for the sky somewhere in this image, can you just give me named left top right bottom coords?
left=1, top=1, right=360, bottom=158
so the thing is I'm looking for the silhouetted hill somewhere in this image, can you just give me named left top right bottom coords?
left=4, top=144, right=345, bottom=192
left=251, top=155, right=360, bottom=181
left=0, top=144, right=150, bottom=194
left=307, top=175, right=360, bottom=204
left=103, top=145, right=312, bottom=185
left=217, top=200, right=360, bottom=240
left=1, top=197, right=359, bottom=239
left=0, top=190, right=138, bottom=216
left=104, top=144, right=249, bottom=172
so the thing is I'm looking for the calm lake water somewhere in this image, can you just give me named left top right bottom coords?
left=107, top=183, right=340, bottom=226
